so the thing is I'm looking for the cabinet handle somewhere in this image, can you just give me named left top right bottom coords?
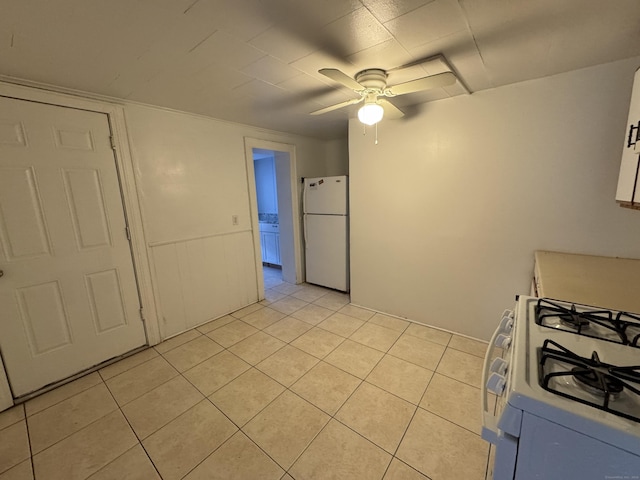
left=627, top=121, right=640, bottom=148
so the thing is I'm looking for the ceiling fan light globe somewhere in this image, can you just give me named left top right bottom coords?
left=358, top=103, right=384, bottom=126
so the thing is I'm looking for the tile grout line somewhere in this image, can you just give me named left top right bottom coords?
left=25, top=383, right=122, bottom=459
left=13, top=284, right=489, bottom=480
left=22, top=373, right=104, bottom=419
left=22, top=404, right=36, bottom=479
left=100, top=375, right=165, bottom=480
left=40, top=344, right=478, bottom=480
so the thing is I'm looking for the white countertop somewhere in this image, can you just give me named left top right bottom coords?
left=534, top=250, right=640, bottom=313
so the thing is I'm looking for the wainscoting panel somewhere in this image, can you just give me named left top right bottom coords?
left=151, top=230, right=258, bottom=339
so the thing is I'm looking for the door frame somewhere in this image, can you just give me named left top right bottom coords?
left=0, top=81, right=160, bottom=410
left=244, top=138, right=303, bottom=297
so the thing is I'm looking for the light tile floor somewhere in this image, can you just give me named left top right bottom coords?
left=0, top=271, right=494, bottom=480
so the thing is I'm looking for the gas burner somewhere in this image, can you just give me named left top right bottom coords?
left=558, top=306, right=591, bottom=330
left=538, top=339, right=640, bottom=422
left=572, top=369, right=623, bottom=398
left=571, top=351, right=624, bottom=398
left=535, top=298, right=640, bottom=347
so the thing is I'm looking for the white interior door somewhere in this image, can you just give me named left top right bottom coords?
left=0, top=96, right=146, bottom=397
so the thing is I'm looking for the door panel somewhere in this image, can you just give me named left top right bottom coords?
left=17, top=281, right=71, bottom=355
left=62, top=168, right=112, bottom=249
left=85, top=269, right=127, bottom=334
left=0, top=96, right=146, bottom=397
left=0, top=167, right=52, bottom=259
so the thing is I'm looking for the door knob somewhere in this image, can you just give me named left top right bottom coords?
left=0, top=270, right=3, bottom=277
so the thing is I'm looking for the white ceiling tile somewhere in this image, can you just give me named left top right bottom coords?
left=346, top=39, right=413, bottom=71
left=407, top=31, right=490, bottom=91
left=277, top=73, right=337, bottom=94
left=407, top=30, right=478, bottom=66
left=243, top=0, right=364, bottom=63
left=231, top=79, right=289, bottom=99
left=186, top=30, right=266, bottom=71
left=248, top=27, right=316, bottom=64
left=290, top=50, right=357, bottom=85
left=184, top=0, right=273, bottom=42
left=3, top=0, right=640, bottom=139
left=362, top=0, right=435, bottom=23
left=320, top=7, right=393, bottom=57
left=385, top=0, right=468, bottom=50
left=193, top=65, right=254, bottom=92
left=266, top=0, right=363, bottom=28
left=542, top=4, right=640, bottom=77
left=241, top=56, right=302, bottom=85
left=102, top=16, right=220, bottom=98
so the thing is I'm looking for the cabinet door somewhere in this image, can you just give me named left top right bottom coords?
left=274, top=233, right=281, bottom=265
left=616, top=68, right=640, bottom=204
left=260, top=232, right=267, bottom=262
left=263, top=232, right=280, bottom=265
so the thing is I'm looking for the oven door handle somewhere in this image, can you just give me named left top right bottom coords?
left=481, top=317, right=508, bottom=444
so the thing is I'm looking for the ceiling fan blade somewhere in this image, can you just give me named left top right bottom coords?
left=378, top=99, right=404, bottom=120
left=309, top=97, right=363, bottom=115
left=319, top=68, right=364, bottom=91
left=386, top=72, right=456, bottom=96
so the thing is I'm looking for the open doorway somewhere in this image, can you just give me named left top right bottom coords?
left=244, top=139, right=302, bottom=298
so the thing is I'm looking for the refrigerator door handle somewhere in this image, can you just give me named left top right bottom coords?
left=302, top=179, right=307, bottom=214
left=303, top=214, right=308, bottom=246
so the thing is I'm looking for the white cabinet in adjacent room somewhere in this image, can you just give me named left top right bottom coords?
left=259, top=223, right=280, bottom=266
left=616, top=67, right=640, bottom=208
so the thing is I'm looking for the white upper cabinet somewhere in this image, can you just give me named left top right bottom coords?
left=616, top=67, right=640, bottom=207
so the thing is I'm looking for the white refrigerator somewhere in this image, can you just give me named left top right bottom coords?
left=303, top=175, right=349, bottom=292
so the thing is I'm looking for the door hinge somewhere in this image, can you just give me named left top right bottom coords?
left=139, top=307, right=145, bottom=322
left=110, top=135, right=117, bottom=150
left=125, top=226, right=131, bottom=241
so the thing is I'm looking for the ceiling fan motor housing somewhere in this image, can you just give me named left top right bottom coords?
left=355, top=69, right=388, bottom=91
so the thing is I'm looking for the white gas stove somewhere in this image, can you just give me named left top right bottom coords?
left=482, top=296, right=640, bottom=480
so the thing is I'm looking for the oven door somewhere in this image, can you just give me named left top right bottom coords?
left=481, top=309, right=521, bottom=480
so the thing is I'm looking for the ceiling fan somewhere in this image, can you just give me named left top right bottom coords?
left=310, top=67, right=457, bottom=125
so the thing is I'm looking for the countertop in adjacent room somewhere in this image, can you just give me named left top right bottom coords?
left=534, top=250, right=640, bottom=313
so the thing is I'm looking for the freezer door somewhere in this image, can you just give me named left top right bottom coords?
left=304, top=176, right=348, bottom=215
left=305, top=214, right=349, bottom=292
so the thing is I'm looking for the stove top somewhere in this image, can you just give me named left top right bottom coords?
left=504, top=297, right=640, bottom=451
left=535, top=298, right=640, bottom=347
left=538, top=339, right=640, bottom=423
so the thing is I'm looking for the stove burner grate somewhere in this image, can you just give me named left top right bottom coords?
left=535, top=298, right=640, bottom=347
left=538, top=340, right=640, bottom=422
left=558, top=308, right=591, bottom=330
left=571, top=366, right=623, bottom=399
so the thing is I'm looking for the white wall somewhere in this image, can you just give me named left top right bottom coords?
left=323, top=137, right=349, bottom=176
left=126, top=104, right=345, bottom=338
left=349, top=56, right=640, bottom=341
left=254, top=155, right=278, bottom=214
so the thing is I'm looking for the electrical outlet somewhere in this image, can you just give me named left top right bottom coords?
left=232, top=215, right=239, bottom=225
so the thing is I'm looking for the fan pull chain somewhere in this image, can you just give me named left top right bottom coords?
left=361, top=124, right=380, bottom=145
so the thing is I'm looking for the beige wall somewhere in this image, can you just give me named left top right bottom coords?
left=349, top=56, right=640, bottom=340
left=323, top=137, right=350, bottom=176
left=126, top=104, right=347, bottom=338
